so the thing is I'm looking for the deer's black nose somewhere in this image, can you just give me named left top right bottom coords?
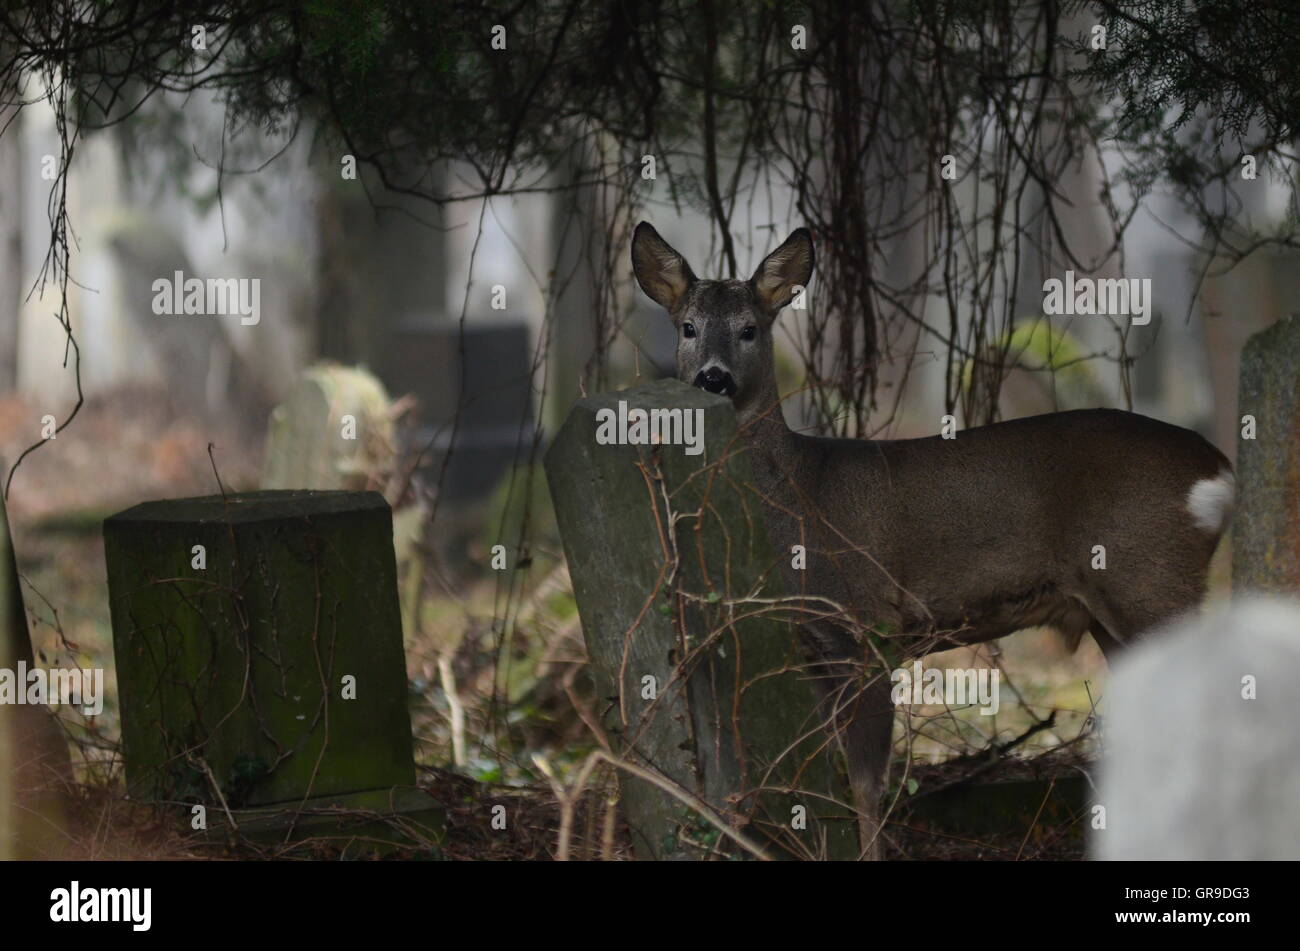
left=693, top=367, right=736, bottom=396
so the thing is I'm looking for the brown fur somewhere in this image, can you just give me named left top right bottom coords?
left=632, top=221, right=1232, bottom=858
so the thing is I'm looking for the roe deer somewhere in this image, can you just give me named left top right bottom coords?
left=631, top=221, right=1234, bottom=858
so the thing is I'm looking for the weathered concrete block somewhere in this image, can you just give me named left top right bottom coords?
left=1235, top=313, right=1300, bottom=592
left=104, top=490, right=416, bottom=809
left=1095, top=597, right=1300, bottom=860
left=545, top=379, right=857, bottom=859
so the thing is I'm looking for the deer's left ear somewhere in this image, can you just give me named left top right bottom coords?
left=750, top=228, right=814, bottom=317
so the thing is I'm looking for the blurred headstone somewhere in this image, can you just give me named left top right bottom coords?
left=1234, top=313, right=1300, bottom=592
left=315, top=160, right=449, bottom=368
left=1096, top=597, right=1300, bottom=860
left=102, top=212, right=274, bottom=422
left=1202, top=251, right=1300, bottom=463
left=104, top=490, right=441, bottom=851
left=545, top=379, right=858, bottom=860
left=262, top=363, right=394, bottom=491
left=384, top=321, right=533, bottom=501
left=0, top=87, right=19, bottom=392
left=0, top=466, right=74, bottom=858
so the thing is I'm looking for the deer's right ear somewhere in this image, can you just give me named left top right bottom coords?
left=632, top=222, right=696, bottom=313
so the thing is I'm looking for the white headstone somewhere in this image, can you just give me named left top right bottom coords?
left=1096, top=596, right=1300, bottom=860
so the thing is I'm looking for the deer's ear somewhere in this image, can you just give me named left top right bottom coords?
left=751, top=228, right=814, bottom=316
left=632, top=222, right=696, bottom=313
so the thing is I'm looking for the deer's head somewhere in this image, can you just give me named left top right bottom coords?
left=631, top=222, right=814, bottom=422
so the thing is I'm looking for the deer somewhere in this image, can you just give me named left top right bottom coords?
left=631, top=221, right=1235, bottom=858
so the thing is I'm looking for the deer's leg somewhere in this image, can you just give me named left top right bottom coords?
left=803, top=633, right=895, bottom=860
left=843, top=671, right=894, bottom=859
left=1087, top=569, right=1209, bottom=660
left=1089, top=625, right=1124, bottom=664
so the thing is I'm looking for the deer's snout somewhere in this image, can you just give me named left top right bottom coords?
left=693, top=366, right=737, bottom=397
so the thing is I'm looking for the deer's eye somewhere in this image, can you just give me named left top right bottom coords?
left=682, top=322, right=697, bottom=339
left=740, top=325, right=757, bottom=341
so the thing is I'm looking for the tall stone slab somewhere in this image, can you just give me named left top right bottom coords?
left=545, top=379, right=858, bottom=859
left=1234, top=314, right=1300, bottom=592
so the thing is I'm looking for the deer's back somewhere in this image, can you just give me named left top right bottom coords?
left=753, top=408, right=1229, bottom=643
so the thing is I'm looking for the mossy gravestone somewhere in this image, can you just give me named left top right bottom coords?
left=104, top=490, right=440, bottom=850
left=545, top=379, right=858, bottom=860
left=1235, top=314, right=1300, bottom=592
left=262, top=364, right=394, bottom=492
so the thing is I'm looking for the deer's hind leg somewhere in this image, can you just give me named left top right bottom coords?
left=802, top=623, right=895, bottom=860
left=1080, top=565, right=1210, bottom=661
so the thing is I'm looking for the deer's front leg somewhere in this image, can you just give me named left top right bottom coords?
left=802, top=625, right=896, bottom=859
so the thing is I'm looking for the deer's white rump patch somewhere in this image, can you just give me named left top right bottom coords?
left=1186, top=468, right=1235, bottom=534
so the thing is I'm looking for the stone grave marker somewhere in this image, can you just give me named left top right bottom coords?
left=1234, top=313, right=1300, bottom=592
left=104, top=489, right=441, bottom=853
left=261, top=364, right=394, bottom=492
left=545, top=379, right=858, bottom=860
left=1095, top=597, right=1300, bottom=860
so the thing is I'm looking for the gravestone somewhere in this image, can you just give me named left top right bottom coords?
left=384, top=321, right=533, bottom=501
left=104, top=490, right=441, bottom=851
left=545, top=379, right=858, bottom=860
left=1203, top=251, right=1300, bottom=458
left=262, top=364, right=394, bottom=491
left=1235, top=313, right=1300, bottom=592
left=0, top=467, right=73, bottom=858
left=1095, top=597, right=1300, bottom=860
left=102, top=212, right=273, bottom=421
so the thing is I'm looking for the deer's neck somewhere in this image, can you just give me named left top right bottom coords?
left=735, top=391, right=803, bottom=494
left=737, top=400, right=793, bottom=446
